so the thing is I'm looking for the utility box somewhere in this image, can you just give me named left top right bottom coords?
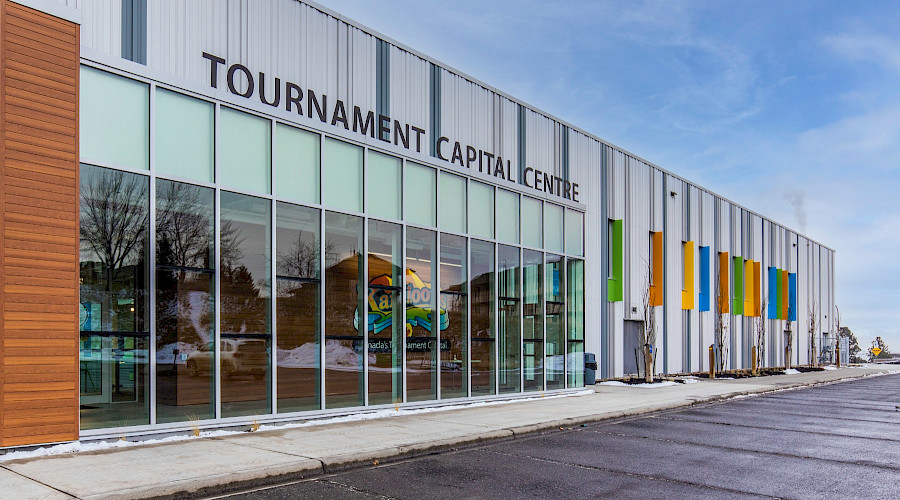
left=584, top=352, right=598, bottom=385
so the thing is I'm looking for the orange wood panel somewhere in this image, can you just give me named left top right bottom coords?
left=0, top=0, right=80, bottom=447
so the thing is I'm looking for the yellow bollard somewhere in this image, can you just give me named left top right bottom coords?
left=751, top=349, right=758, bottom=376
left=709, top=345, right=715, bottom=379
left=836, top=345, right=840, bottom=368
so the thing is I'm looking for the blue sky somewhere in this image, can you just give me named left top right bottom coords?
left=316, top=0, right=900, bottom=354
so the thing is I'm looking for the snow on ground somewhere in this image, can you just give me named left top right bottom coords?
left=784, top=369, right=801, bottom=374
left=822, top=366, right=837, bottom=370
left=0, top=390, right=592, bottom=463
left=598, top=381, right=679, bottom=388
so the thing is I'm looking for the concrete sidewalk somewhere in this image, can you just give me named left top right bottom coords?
left=2, top=366, right=896, bottom=500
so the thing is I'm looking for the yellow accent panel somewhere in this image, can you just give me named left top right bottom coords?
left=718, top=251, right=729, bottom=313
left=682, top=241, right=695, bottom=310
left=649, top=231, right=664, bottom=306
left=753, top=261, right=761, bottom=316
left=743, top=259, right=755, bottom=317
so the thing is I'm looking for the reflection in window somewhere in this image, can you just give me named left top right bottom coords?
left=545, top=255, right=565, bottom=390
left=324, top=212, right=364, bottom=408
left=440, top=234, right=468, bottom=399
left=367, top=220, right=403, bottom=405
left=470, top=239, right=495, bottom=395
left=155, top=180, right=215, bottom=423
left=523, top=250, right=543, bottom=392
left=567, top=259, right=585, bottom=388
left=79, top=164, right=150, bottom=429
left=406, top=228, right=437, bottom=402
left=276, top=203, right=321, bottom=413
left=220, top=192, right=271, bottom=418
left=498, top=245, right=521, bottom=393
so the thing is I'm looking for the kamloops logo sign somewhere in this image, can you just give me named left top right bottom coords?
left=202, top=53, right=580, bottom=202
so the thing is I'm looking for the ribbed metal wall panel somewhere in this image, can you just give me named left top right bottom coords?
left=625, top=156, right=649, bottom=319
left=439, top=70, right=499, bottom=171
left=146, top=0, right=377, bottom=115
left=663, top=173, right=682, bottom=373
left=524, top=109, right=555, bottom=177
left=77, top=0, right=121, bottom=56
left=388, top=46, right=428, bottom=145
left=570, top=130, right=603, bottom=359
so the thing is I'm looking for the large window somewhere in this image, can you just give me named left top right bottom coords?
left=155, top=180, right=216, bottom=423
left=440, top=234, right=468, bottom=399
left=498, top=245, right=521, bottom=393
left=276, top=125, right=319, bottom=204
left=439, top=173, right=466, bottom=234
left=79, top=165, right=150, bottom=429
left=367, top=220, right=404, bottom=405
left=406, top=228, right=437, bottom=402
left=276, top=203, right=320, bottom=413
left=523, top=250, right=543, bottom=392
left=545, top=255, right=565, bottom=390
left=220, top=192, right=272, bottom=417
left=469, top=181, right=494, bottom=240
left=567, top=259, right=585, bottom=388
left=324, top=212, right=365, bottom=408
left=470, top=239, right=495, bottom=395
left=367, top=151, right=402, bottom=221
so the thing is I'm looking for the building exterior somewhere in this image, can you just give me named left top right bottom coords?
left=0, top=0, right=834, bottom=449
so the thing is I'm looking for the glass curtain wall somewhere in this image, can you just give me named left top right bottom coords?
left=155, top=180, right=216, bottom=423
left=439, top=234, right=468, bottom=399
left=522, top=250, right=544, bottom=392
left=470, top=239, right=495, bottom=395
left=275, top=203, right=320, bottom=412
left=406, top=228, right=438, bottom=402
left=498, top=245, right=521, bottom=393
left=220, top=193, right=271, bottom=417
left=545, top=255, right=565, bottom=390
left=79, top=165, right=150, bottom=429
left=324, top=211, right=365, bottom=408
left=367, top=220, right=404, bottom=405
left=567, top=259, right=585, bottom=388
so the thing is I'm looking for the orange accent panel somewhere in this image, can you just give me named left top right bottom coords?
left=718, top=252, right=729, bottom=313
left=649, top=231, right=663, bottom=306
left=0, top=0, right=80, bottom=447
left=782, top=269, right=789, bottom=319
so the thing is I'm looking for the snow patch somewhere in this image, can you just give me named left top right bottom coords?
left=822, top=366, right=837, bottom=370
left=783, top=369, right=800, bottom=375
left=598, top=381, right=679, bottom=388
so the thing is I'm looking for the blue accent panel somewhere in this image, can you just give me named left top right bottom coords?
left=768, top=267, right=778, bottom=319
left=699, top=246, right=710, bottom=311
left=788, top=273, right=797, bottom=321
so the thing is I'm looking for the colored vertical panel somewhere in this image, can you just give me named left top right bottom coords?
left=782, top=270, right=789, bottom=320
left=788, top=273, right=797, bottom=321
left=753, top=261, right=761, bottom=317
left=776, top=270, right=783, bottom=319
left=743, top=260, right=755, bottom=317
left=607, top=219, right=624, bottom=302
left=682, top=241, right=694, bottom=310
left=699, top=246, right=710, bottom=311
left=718, top=252, right=729, bottom=313
left=768, top=267, right=778, bottom=319
left=732, top=256, right=743, bottom=316
left=0, top=0, right=80, bottom=447
left=649, top=231, right=663, bottom=306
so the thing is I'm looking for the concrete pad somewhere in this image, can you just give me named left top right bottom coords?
left=0, top=467, right=73, bottom=500
left=4, top=438, right=322, bottom=500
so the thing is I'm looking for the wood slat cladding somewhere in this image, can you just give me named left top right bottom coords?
left=0, top=0, right=79, bottom=447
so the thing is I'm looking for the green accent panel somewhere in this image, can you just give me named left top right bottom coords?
left=776, top=269, right=783, bottom=320
left=732, top=256, right=744, bottom=316
left=607, top=219, right=624, bottom=302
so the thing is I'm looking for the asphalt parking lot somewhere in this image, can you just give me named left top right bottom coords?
left=214, top=373, right=900, bottom=499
